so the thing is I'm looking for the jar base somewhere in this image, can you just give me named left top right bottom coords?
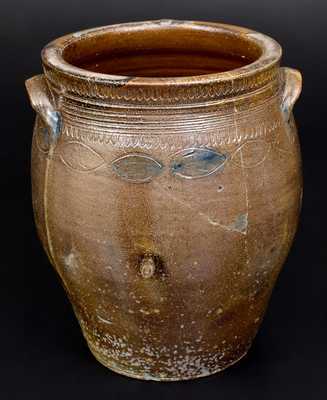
left=88, top=343, right=249, bottom=381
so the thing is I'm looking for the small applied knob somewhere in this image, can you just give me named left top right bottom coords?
left=139, top=256, right=156, bottom=279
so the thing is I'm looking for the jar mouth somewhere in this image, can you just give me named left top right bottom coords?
left=62, top=23, right=262, bottom=79
left=42, top=20, right=282, bottom=104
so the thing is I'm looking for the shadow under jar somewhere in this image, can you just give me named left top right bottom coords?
left=26, top=20, right=302, bottom=381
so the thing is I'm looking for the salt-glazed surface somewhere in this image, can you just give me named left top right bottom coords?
left=26, top=20, right=302, bottom=380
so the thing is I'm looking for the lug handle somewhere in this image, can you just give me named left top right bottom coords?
left=280, top=67, right=302, bottom=121
left=25, top=74, right=61, bottom=142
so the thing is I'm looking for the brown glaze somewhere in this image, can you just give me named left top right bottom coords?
left=26, top=20, right=303, bottom=381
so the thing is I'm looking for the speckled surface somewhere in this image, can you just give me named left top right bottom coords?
left=26, top=20, right=302, bottom=381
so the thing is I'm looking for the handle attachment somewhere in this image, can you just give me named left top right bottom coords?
left=280, top=67, right=302, bottom=122
left=25, top=74, right=62, bottom=142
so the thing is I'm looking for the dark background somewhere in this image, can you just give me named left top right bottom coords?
left=2, top=0, right=326, bottom=398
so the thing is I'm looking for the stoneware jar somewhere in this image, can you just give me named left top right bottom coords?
left=26, top=20, right=303, bottom=381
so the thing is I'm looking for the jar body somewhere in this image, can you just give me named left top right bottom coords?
left=31, top=88, right=302, bottom=380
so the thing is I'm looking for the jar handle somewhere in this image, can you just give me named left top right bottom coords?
left=280, top=67, right=302, bottom=121
left=25, top=74, right=62, bottom=142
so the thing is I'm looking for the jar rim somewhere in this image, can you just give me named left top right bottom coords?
left=42, top=20, right=282, bottom=105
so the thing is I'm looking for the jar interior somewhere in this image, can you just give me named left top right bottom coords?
left=63, top=24, right=263, bottom=78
